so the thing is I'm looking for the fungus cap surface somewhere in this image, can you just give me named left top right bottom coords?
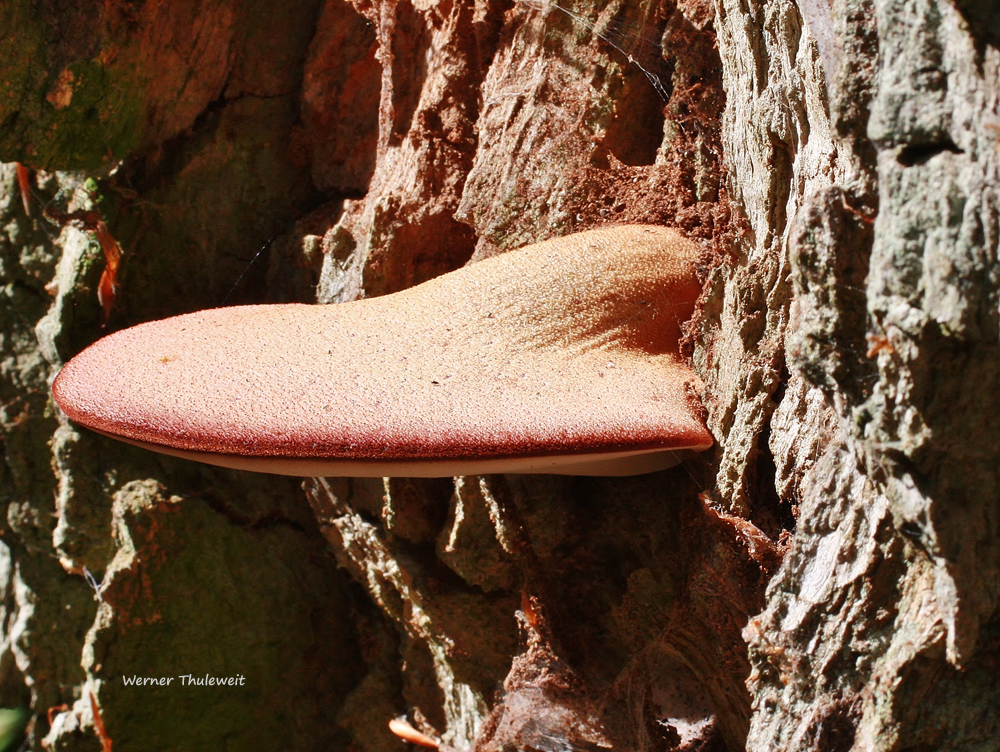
left=53, top=225, right=713, bottom=476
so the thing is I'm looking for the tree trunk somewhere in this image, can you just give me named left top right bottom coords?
left=0, top=0, right=996, bottom=750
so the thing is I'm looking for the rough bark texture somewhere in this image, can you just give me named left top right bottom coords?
left=0, top=0, right=997, bottom=751
left=715, top=0, right=1000, bottom=749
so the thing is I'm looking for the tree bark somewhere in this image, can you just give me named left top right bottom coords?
left=0, top=0, right=997, bottom=750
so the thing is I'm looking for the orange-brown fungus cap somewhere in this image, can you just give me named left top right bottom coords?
left=52, top=225, right=713, bottom=477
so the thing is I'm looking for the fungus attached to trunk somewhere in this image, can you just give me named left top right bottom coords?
left=52, top=225, right=713, bottom=477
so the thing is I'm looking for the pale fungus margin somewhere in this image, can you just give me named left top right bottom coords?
left=52, top=225, right=713, bottom=477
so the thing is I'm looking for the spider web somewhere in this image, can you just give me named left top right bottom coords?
left=521, top=0, right=672, bottom=102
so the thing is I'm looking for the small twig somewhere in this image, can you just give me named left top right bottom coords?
left=15, top=163, right=31, bottom=216
left=46, top=704, right=70, bottom=727
left=388, top=718, right=440, bottom=749
left=89, top=692, right=112, bottom=752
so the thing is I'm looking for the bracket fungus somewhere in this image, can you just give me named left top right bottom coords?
left=52, top=225, right=713, bottom=477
